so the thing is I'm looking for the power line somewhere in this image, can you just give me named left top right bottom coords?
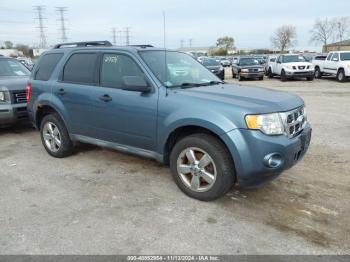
left=56, top=7, right=68, bottom=43
left=33, top=5, right=47, bottom=48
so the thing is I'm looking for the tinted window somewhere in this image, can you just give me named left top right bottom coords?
left=340, top=52, right=350, bottom=61
left=315, top=56, right=326, bottom=60
left=0, top=59, right=30, bottom=77
left=35, top=53, right=63, bottom=81
left=63, top=53, right=98, bottom=84
left=282, top=55, right=306, bottom=63
left=100, top=54, right=144, bottom=88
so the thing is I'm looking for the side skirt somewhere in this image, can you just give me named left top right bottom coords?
left=71, top=134, right=164, bottom=163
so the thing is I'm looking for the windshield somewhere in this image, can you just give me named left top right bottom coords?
left=340, top=52, right=350, bottom=61
left=139, top=51, right=220, bottom=87
left=202, top=58, right=220, bottom=66
left=0, top=59, right=30, bottom=77
left=282, top=55, right=306, bottom=63
left=239, top=58, right=259, bottom=66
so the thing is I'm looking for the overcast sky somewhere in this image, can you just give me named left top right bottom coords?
left=0, top=0, right=349, bottom=51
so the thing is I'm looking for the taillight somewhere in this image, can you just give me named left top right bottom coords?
left=26, top=83, right=32, bottom=103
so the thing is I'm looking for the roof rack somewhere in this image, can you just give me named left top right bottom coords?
left=54, top=41, right=112, bottom=49
left=128, top=44, right=154, bottom=48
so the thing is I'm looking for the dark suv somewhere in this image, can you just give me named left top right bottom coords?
left=27, top=41, right=311, bottom=201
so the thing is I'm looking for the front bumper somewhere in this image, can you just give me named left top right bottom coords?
left=285, top=70, right=314, bottom=78
left=221, top=123, right=312, bottom=187
left=240, top=71, right=264, bottom=79
left=0, top=103, right=28, bottom=126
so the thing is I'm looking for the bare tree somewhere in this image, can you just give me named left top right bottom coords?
left=333, top=16, right=350, bottom=42
left=270, top=25, right=297, bottom=52
left=310, top=18, right=334, bottom=47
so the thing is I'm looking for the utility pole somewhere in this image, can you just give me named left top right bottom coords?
left=180, top=39, right=184, bottom=48
left=188, top=38, right=193, bottom=48
left=111, top=27, right=117, bottom=45
left=124, top=27, right=130, bottom=45
left=33, top=5, right=47, bottom=48
left=56, top=7, right=68, bottom=43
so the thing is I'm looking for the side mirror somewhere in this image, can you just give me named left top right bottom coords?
left=122, top=76, right=151, bottom=93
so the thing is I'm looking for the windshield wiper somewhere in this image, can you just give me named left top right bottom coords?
left=201, top=80, right=224, bottom=86
left=170, top=80, right=224, bottom=89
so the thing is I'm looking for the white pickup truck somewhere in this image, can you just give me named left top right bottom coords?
left=267, top=54, right=315, bottom=81
left=312, top=51, right=350, bottom=82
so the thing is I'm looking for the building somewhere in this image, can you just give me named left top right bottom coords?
left=323, top=39, right=350, bottom=53
left=0, top=49, right=23, bottom=57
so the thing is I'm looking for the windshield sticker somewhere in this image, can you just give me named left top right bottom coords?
left=104, top=56, right=118, bottom=63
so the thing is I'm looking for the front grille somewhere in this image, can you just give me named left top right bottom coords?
left=281, top=107, right=306, bottom=138
left=248, top=68, right=259, bottom=72
left=298, top=66, right=305, bottom=70
left=12, top=91, right=26, bottom=104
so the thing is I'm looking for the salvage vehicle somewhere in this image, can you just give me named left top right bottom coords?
left=267, top=54, right=314, bottom=81
left=201, top=57, right=225, bottom=80
left=231, top=57, right=264, bottom=81
left=220, top=57, right=231, bottom=67
left=312, top=51, right=350, bottom=82
left=0, top=56, right=30, bottom=127
left=265, top=56, right=277, bottom=75
left=27, top=41, right=312, bottom=201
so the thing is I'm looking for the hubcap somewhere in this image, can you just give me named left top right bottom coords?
left=42, top=122, right=61, bottom=152
left=176, top=147, right=217, bottom=192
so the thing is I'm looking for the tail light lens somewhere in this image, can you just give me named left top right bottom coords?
left=26, top=83, right=32, bottom=103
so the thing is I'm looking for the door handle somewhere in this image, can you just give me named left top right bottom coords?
left=57, top=88, right=65, bottom=95
left=99, top=94, right=112, bottom=102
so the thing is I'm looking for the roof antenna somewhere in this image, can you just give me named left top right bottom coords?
left=163, top=11, right=169, bottom=96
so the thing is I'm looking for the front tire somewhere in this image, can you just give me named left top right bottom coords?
left=281, top=70, right=287, bottom=82
left=238, top=73, right=243, bottom=81
left=268, top=68, right=273, bottom=78
left=40, top=113, right=74, bottom=158
left=306, top=75, right=314, bottom=81
left=169, top=134, right=235, bottom=201
left=314, top=67, right=322, bottom=79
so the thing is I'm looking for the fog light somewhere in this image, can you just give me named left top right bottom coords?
left=264, top=153, right=282, bottom=168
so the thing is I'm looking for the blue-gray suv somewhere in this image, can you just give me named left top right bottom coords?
left=27, top=41, right=312, bottom=201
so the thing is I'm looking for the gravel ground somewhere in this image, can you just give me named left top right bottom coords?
left=0, top=70, right=349, bottom=254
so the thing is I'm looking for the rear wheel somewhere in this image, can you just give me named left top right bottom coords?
left=40, top=113, right=74, bottom=158
left=314, top=67, right=322, bottom=79
left=268, top=68, right=273, bottom=78
left=169, top=134, right=235, bottom=201
left=337, top=69, right=346, bottom=82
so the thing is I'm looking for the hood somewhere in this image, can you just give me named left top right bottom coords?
left=0, top=76, right=28, bottom=92
left=171, top=83, right=304, bottom=114
left=283, top=62, right=313, bottom=67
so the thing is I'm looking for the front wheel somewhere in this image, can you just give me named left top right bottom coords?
left=306, top=75, right=314, bottom=81
left=280, top=70, right=287, bottom=82
left=238, top=73, right=243, bottom=81
left=268, top=68, right=273, bottom=78
left=314, top=67, right=322, bottom=79
left=169, top=134, right=235, bottom=201
left=40, top=113, right=74, bottom=158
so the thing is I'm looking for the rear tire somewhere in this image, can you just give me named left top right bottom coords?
left=40, top=113, right=74, bottom=158
left=169, top=133, right=235, bottom=201
left=337, top=69, right=346, bottom=82
left=314, top=67, right=322, bottom=79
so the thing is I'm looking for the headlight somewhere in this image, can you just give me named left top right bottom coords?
left=285, top=65, right=292, bottom=70
left=347, top=64, right=350, bottom=69
left=0, top=91, right=9, bottom=103
left=241, top=69, right=249, bottom=73
left=245, top=113, right=284, bottom=135
left=258, top=68, right=264, bottom=72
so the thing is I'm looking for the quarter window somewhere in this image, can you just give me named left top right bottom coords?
left=100, top=54, right=144, bottom=88
left=35, top=53, right=63, bottom=81
left=63, top=53, right=98, bottom=84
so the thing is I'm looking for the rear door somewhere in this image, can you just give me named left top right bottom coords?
left=324, top=52, right=334, bottom=74
left=53, top=52, right=101, bottom=137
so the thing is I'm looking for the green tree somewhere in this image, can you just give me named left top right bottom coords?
left=4, top=41, right=14, bottom=49
left=216, top=36, right=235, bottom=51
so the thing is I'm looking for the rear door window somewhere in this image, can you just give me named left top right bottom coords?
left=35, top=53, right=63, bottom=81
left=100, top=53, right=144, bottom=88
left=62, top=53, right=98, bottom=84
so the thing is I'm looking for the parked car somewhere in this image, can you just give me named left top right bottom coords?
left=265, top=56, right=277, bottom=75
left=220, top=57, right=231, bottom=67
left=0, top=57, right=30, bottom=127
left=17, top=57, right=34, bottom=71
left=267, top=54, right=314, bottom=81
left=27, top=41, right=311, bottom=201
left=312, top=51, right=350, bottom=82
left=201, top=57, right=225, bottom=80
left=232, top=57, right=264, bottom=81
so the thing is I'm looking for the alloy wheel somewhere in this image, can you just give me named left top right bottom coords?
left=42, top=122, right=61, bottom=152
